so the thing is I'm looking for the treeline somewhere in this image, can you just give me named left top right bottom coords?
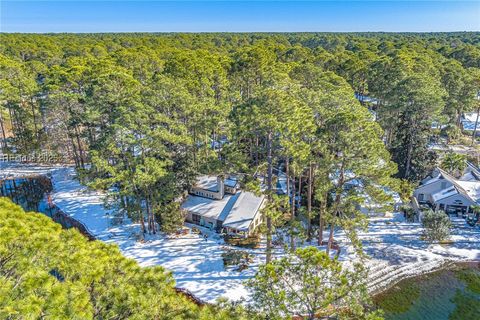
left=0, top=198, right=252, bottom=319
left=0, top=33, right=479, bottom=254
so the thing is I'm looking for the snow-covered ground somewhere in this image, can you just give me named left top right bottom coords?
left=339, top=213, right=480, bottom=293
left=0, top=163, right=270, bottom=302
left=1, top=162, right=480, bottom=302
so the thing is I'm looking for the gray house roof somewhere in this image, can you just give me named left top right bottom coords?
left=182, top=190, right=264, bottom=231
left=462, top=113, right=479, bottom=131
left=223, top=192, right=265, bottom=231
left=194, top=175, right=220, bottom=192
left=423, top=168, right=480, bottom=205
left=181, top=193, right=239, bottom=221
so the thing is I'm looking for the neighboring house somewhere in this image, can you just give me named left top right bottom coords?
left=413, top=163, right=480, bottom=215
left=181, top=175, right=265, bottom=237
left=461, top=112, right=480, bottom=136
left=354, top=93, right=378, bottom=106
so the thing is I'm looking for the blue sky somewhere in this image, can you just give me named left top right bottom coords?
left=1, top=1, right=479, bottom=33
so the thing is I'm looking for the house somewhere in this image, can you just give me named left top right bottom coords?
left=413, top=163, right=480, bottom=215
left=354, top=93, right=378, bottom=105
left=181, top=175, right=265, bottom=237
left=461, top=112, right=480, bottom=136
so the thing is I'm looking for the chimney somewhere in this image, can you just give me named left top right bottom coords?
left=217, top=176, right=225, bottom=199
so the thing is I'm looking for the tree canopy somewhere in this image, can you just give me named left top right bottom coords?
left=0, top=197, right=250, bottom=320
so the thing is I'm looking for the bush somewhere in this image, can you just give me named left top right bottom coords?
left=221, top=248, right=252, bottom=268
left=422, top=209, right=452, bottom=243
left=399, top=204, right=415, bottom=222
left=224, top=234, right=260, bottom=248
left=442, top=124, right=461, bottom=142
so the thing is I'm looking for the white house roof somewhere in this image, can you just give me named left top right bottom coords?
left=432, top=187, right=459, bottom=202
left=182, top=190, right=264, bottom=231
left=456, top=180, right=480, bottom=203
left=224, top=177, right=238, bottom=188
left=465, top=162, right=480, bottom=181
left=463, top=112, right=479, bottom=123
left=460, top=171, right=480, bottom=182
left=194, top=175, right=219, bottom=192
left=461, top=112, right=479, bottom=131
left=355, top=93, right=378, bottom=104
left=222, top=191, right=265, bottom=231
left=181, top=193, right=239, bottom=221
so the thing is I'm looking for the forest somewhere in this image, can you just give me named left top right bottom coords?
left=0, top=32, right=480, bottom=318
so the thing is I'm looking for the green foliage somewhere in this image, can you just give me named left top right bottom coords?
left=1, top=32, right=479, bottom=276
left=443, top=124, right=462, bottom=142
left=396, top=179, right=415, bottom=203
left=441, top=152, right=467, bottom=176
left=421, top=209, right=452, bottom=243
left=221, top=249, right=252, bottom=267
left=471, top=205, right=480, bottom=215
left=157, top=202, right=186, bottom=234
left=0, top=198, right=251, bottom=320
left=246, top=246, right=382, bottom=320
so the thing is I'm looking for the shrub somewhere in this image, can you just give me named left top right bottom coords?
left=422, top=209, right=452, bottom=243
left=399, top=204, right=415, bottom=222
left=224, top=234, right=260, bottom=248
left=221, top=248, right=252, bottom=268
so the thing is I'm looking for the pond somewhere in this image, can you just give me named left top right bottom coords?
left=374, top=263, right=480, bottom=320
left=1, top=176, right=96, bottom=239
left=0, top=175, right=52, bottom=212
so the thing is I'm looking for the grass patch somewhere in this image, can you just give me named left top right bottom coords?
left=374, top=278, right=420, bottom=314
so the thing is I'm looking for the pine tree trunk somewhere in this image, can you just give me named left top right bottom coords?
left=307, top=163, right=313, bottom=241
left=255, top=134, right=259, bottom=166
left=290, top=169, right=296, bottom=250
left=472, top=107, right=479, bottom=144
left=266, top=131, right=273, bottom=263
left=74, top=126, right=85, bottom=169
left=140, top=211, right=146, bottom=235
left=0, top=111, right=7, bottom=150
left=327, top=167, right=344, bottom=255
left=285, top=157, right=290, bottom=199
left=318, top=199, right=324, bottom=246
left=69, top=134, right=80, bottom=168
left=405, top=133, right=414, bottom=178
left=327, top=223, right=335, bottom=255
left=146, top=198, right=152, bottom=234
left=297, top=174, right=302, bottom=210
left=151, top=197, right=157, bottom=234
left=30, top=98, right=39, bottom=142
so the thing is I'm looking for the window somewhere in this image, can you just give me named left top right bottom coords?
left=192, top=214, right=201, bottom=224
left=418, top=193, right=425, bottom=201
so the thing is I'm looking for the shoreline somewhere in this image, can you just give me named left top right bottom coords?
left=371, top=259, right=480, bottom=297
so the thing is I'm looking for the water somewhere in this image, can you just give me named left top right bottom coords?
left=374, top=264, right=480, bottom=320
